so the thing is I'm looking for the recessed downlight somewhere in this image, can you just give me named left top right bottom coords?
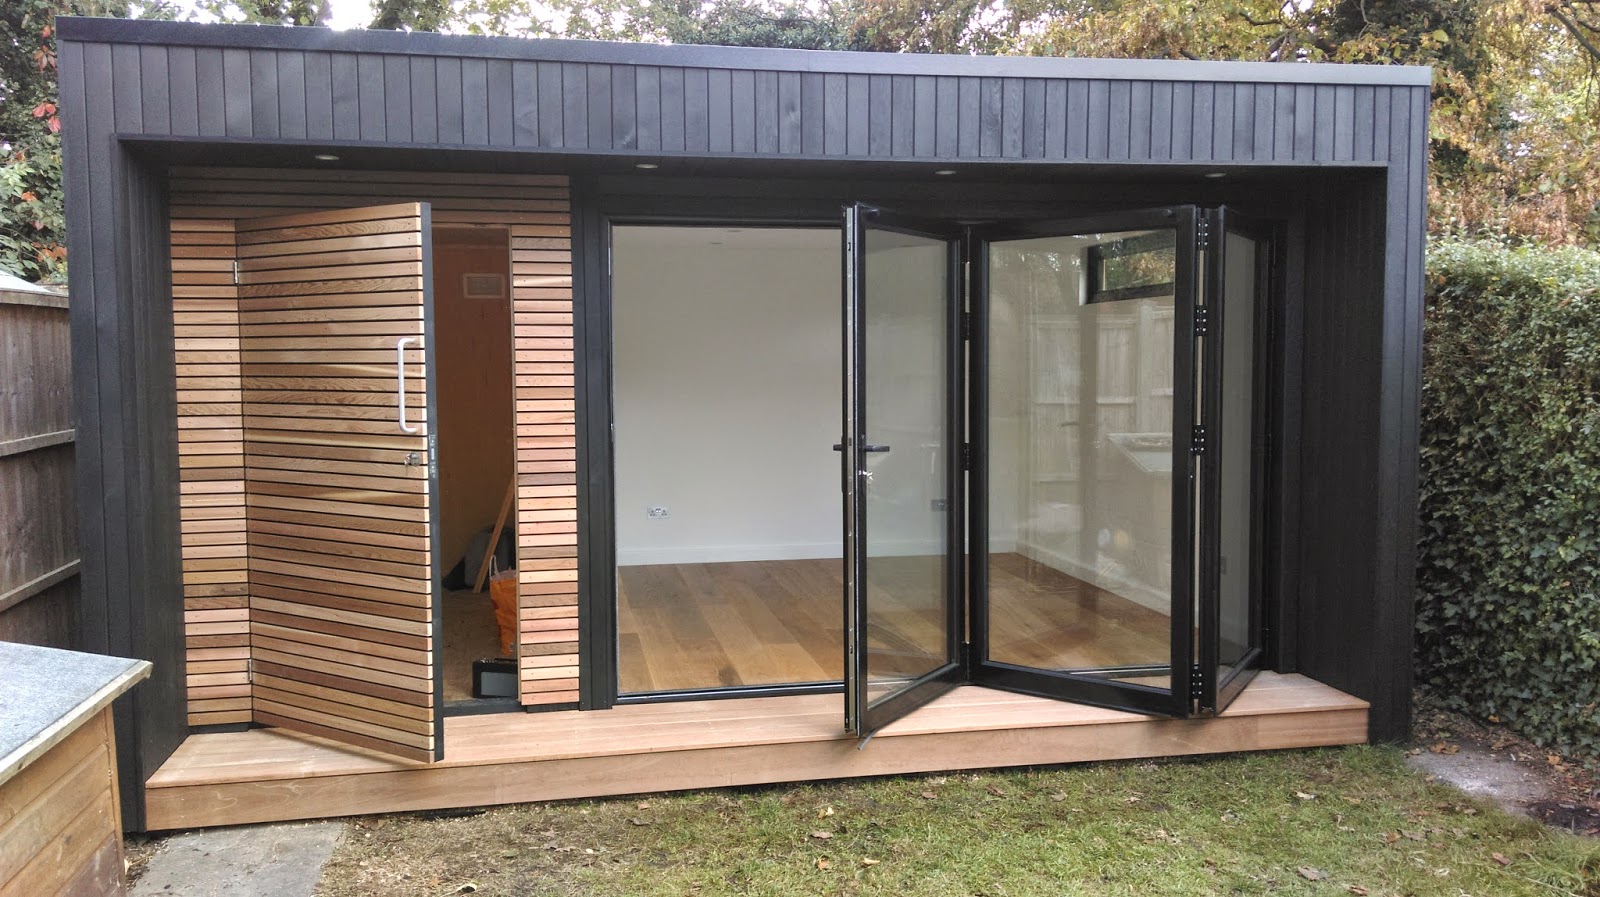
left=934, top=169, right=957, bottom=176
left=312, top=153, right=340, bottom=162
left=1204, top=171, right=1226, bottom=179
left=635, top=162, right=660, bottom=170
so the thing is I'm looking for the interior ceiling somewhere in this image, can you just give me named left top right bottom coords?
left=613, top=225, right=839, bottom=251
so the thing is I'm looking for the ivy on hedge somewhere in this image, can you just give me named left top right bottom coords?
left=1417, top=238, right=1600, bottom=757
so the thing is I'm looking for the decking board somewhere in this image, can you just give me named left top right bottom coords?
left=144, top=672, right=1365, bottom=830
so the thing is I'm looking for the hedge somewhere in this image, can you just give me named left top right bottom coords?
left=1416, top=238, right=1600, bottom=757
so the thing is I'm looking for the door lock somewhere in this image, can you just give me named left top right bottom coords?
left=405, top=451, right=422, bottom=467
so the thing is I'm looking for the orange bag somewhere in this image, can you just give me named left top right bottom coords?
left=488, top=563, right=518, bottom=657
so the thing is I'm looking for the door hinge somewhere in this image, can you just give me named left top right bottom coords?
left=1196, top=217, right=1211, bottom=253
left=245, top=657, right=254, bottom=684
left=1189, top=663, right=1205, bottom=702
left=961, top=442, right=972, bottom=470
left=232, top=259, right=240, bottom=285
left=1190, top=425, right=1208, bottom=455
left=1193, top=305, right=1211, bottom=337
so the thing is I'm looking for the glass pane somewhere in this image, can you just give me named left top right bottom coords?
left=986, top=230, right=1176, bottom=689
left=1217, top=230, right=1259, bottom=670
left=861, top=227, right=951, bottom=708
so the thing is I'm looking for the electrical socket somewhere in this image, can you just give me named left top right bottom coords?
left=646, top=506, right=670, bottom=519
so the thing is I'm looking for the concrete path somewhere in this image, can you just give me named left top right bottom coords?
left=131, top=821, right=345, bottom=897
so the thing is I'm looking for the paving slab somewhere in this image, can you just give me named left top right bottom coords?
left=131, top=821, right=345, bottom=897
left=1407, top=743, right=1549, bottom=816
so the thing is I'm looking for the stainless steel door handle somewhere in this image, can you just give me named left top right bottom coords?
left=396, top=336, right=419, bottom=435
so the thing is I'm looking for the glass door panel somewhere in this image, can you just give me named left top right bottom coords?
left=972, top=209, right=1198, bottom=718
left=843, top=204, right=964, bottom=738
left=1198, top=208, right=1272, bottom=712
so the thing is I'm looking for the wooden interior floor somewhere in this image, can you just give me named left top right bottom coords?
left=144, top=671, right=1369, bottom=831
left=442, top=590, right=504, bottom=703
left=617, top=553, right=1172, bottom=693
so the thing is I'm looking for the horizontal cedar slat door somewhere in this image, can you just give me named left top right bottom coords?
left=236, top=202, right=442, bottom=763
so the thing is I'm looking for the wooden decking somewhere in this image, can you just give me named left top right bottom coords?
left=144, top=671, right=1367, bottom=831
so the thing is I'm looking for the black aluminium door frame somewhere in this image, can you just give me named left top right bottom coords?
left=589, top=205, right=847, bottom=709
left=1197, top=206, right=1279, bottom=714
left=968, top=206, right=1202, bottom=720
left=842, top=203, right=968, bottom=739
left=579, top=184, right=1280, bottom=724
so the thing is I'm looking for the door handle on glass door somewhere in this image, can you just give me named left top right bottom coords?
left=396, top=336, right=419, bottom=435
left=832, top=443, right=891, bottom=453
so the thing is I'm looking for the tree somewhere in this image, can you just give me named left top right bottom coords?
left=1, top=3, right=72, bottom=281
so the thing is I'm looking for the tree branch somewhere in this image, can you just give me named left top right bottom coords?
left=1550, top=5, right=1600, bottom=62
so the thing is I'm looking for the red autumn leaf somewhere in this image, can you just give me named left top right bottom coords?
left=32, top=102, right=55, bottom=118
left=19, top=192, right=36, bottom=202
left=48, top=118, right=60, bottom=134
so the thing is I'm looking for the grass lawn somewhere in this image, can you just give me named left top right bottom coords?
left=317, top=746, right=1600, bottom=897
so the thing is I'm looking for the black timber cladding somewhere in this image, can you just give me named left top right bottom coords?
left=57, top=15, right=1429, bottom=828
left=57, top=17, right=1428, bottom=164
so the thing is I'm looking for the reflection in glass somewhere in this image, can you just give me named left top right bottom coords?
left=987, top=230, right=1176, bottom=689
left=1217, top=231, right=1259, bottom=672
left=860, top=228, right=950, bottom=707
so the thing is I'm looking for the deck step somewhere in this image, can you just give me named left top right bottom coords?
left=144, top=671, right=1367, bottom=830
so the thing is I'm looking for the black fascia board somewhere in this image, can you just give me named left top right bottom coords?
left=56, top=16, right=1431, bottom=87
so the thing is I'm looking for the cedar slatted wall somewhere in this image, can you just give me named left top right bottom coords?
left=171, top=222, right=251, bottom=727
left=168, top=168, right=578, bottom=717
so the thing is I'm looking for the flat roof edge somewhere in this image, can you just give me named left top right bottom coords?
left=56, top=17, right=1433, bottom=87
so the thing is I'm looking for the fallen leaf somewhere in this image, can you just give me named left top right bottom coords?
left=815, top=858, right=831, bottom=871
left=810, top=831, right=833, bottom=841
left=987, top=786, right=1007, bottom=797
left=920, top=791, right=938, bottom=800
left=1490, top=737, right=1516, bottom=751
left=1548, top=754, right=1564, bottom=767
left=1124, top=795, right=1143, bottom=804
left=1298, top=866, right=1328, bottom=881
left=1429, top=742, right=1460, bottom=755
left=1381, top=832, right=1401, bottom=845
left=1295, top=791, right=1318, bottom=801
left=636, top=801, right=651, bottom=810
left=629, top=817, right=650, bottom=826
left=1049, top=792, right=1068, bottom=802
left=817, top=806, right=835, bottom=819
left=1491, top=852, right=1511, bottom=866
left=861, top=858, right=880, bottom=866
left=1342, top=796, right=1363, bottom=805
left=1349, top=887, right=1369, bottom=895
left=1403, top=830, right=1426, bottom=841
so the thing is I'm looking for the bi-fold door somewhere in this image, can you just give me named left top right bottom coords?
left=235, top=202, right=444, bottom=763
left=843, top=203, right=1272, bottom=740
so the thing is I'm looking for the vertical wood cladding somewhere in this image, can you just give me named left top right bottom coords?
left=168, top=169, right=578, bottom=716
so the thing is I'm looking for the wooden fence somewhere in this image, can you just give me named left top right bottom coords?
left=0, top=284, right=79, bottom=648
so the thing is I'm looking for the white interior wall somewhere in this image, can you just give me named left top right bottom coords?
left=612, top=227, right=842, bottom=566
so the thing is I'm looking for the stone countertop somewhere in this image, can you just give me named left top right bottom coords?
left=0, top=641, right=151, bottom=787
